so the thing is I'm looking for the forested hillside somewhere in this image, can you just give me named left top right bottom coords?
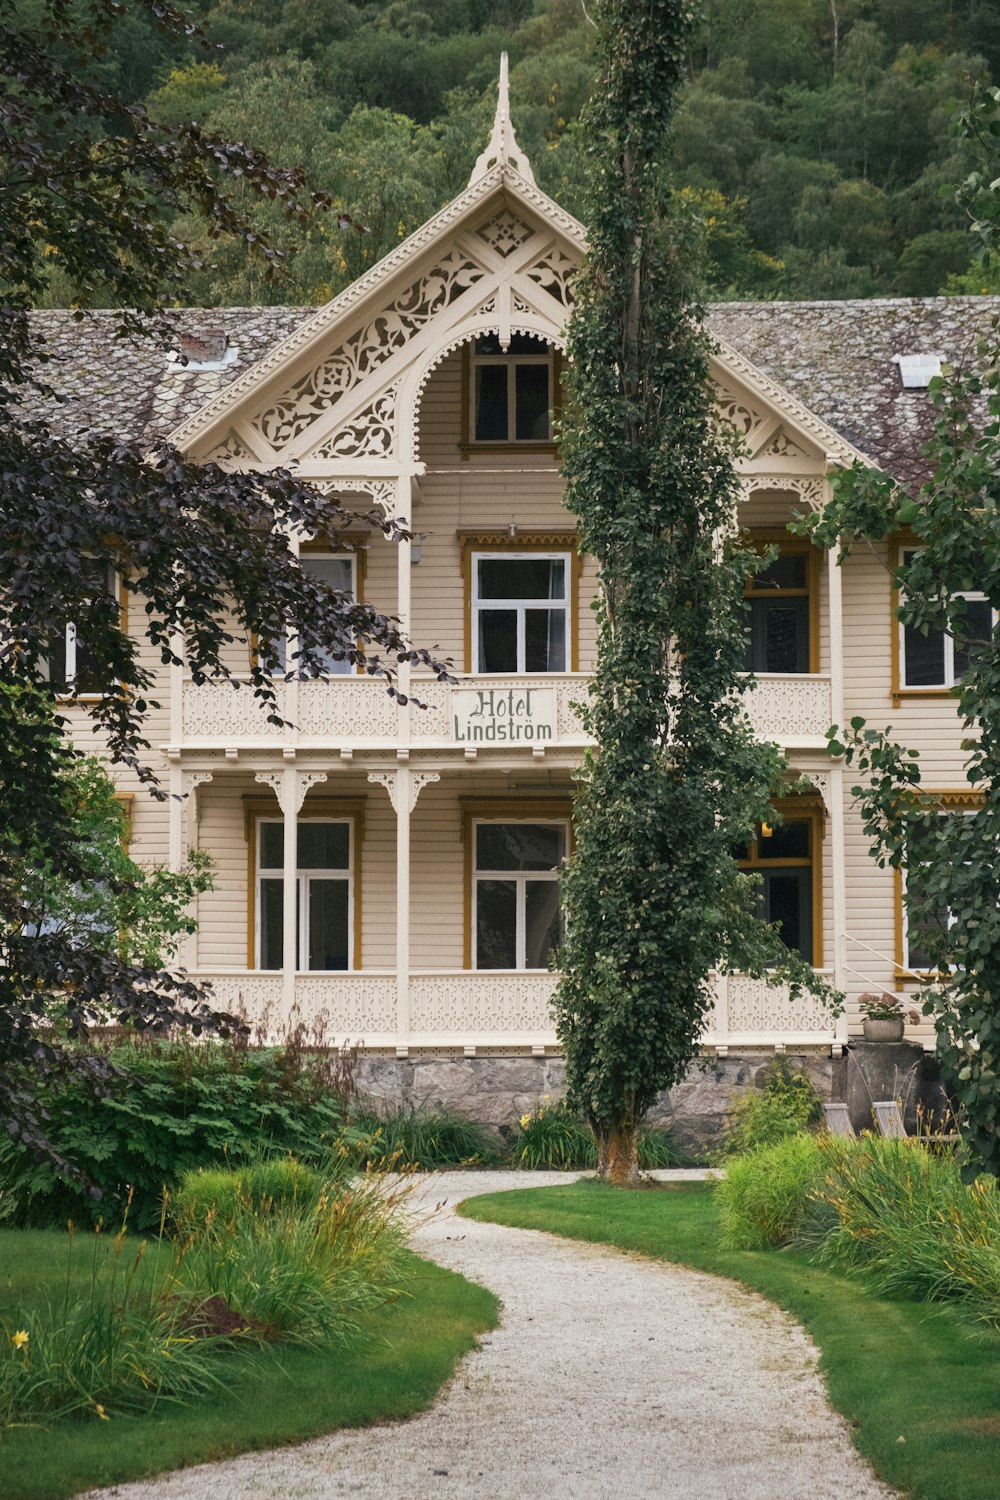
left=36, top=0, right=1000, bottom=305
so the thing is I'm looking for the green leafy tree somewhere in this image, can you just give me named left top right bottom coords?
left=553, top=0, right=833, bottom=1186
left=798, top=84, right=1000, bottom=1179
left=0, top=0, right=448, bottom=1172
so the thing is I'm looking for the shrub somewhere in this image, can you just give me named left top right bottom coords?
left=172, top=1157, right=327, bottom=1230
left=722, top=1059, right=822, bottom=1158
left=173, top=1173, right=411, bottom=1346
left=718, top=1133, right=826, bottom=1249
left=337, top=1105, right=499, bottom=1170
left=637, top=1124, right=684, bottom=1170
left=2, top=1031, right=355, bottom=1231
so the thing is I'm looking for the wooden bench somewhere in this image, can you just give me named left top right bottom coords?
left=873, top=1100, right=959, bottom=1145
left=822, top=1102, right=856, bottom=1138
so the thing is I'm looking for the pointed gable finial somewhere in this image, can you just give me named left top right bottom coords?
left=468, top=52, right=537, bottom=188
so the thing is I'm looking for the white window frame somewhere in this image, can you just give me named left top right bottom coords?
left=50, top=564, right=120, bottom=697
left=268, top=551, right=357, bottom=677
left=255, top=817, right=353, bottom=971
left=471, top=551, right=571, bottom=674
left=469, top=335, right=553, bottom=444
left=472, top=818, right=568, bottom=971
left=899, top=547, right=996, bottom=689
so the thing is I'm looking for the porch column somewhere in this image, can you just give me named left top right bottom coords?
left=826, top=518, right=849, bottom=1052
left=255, top=769, right=328, bottom=1026
left=368, top=768, right=440, bottom=1056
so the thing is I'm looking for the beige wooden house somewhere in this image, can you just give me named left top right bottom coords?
left=45, top=64, right=1000, bottom=1096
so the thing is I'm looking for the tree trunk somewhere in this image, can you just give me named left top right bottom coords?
left=595, top=1122, right=640, bottom=1184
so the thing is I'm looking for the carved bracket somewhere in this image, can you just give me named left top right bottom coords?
left=367, top=769, right=441, bottom=814
left=255, top=769, right=329, bottom=817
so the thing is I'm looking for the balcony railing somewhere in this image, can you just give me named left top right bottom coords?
left=180, top=671, right=833, bottom=750
left=190, top=968, right=838, bottom=1052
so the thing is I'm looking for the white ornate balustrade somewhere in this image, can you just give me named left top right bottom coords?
left=743, top=673, right=832, bottom=746
left=190, top=967, right=837, bottom=1051
left=179, top=672, right=830, bottom=751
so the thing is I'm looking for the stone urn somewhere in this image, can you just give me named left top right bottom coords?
left=863, top=1016, right=905, bottom=1043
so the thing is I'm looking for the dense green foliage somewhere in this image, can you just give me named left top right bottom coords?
left=721, top=1058, right=823, bottom=1156
left=461, top=1180, right=1000, bottom=1500
left=553, top=0, right=832, bottom=1180
left=512, top=1100, right=682, bottom=1169
left=718, top=1131, right=826, bottom=1246
left=0, top=1039, right=352, bottom=1231
left=26, top=0, right=1000, bottom=305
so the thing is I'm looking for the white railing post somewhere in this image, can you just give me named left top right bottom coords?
left=713, top=971, right=730, bottom=1055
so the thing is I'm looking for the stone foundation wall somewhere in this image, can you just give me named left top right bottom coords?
left=356, top=1050, right=843, bottom=1158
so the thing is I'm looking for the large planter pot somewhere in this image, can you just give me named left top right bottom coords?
left=863, top=1017, right=905, bottom=1043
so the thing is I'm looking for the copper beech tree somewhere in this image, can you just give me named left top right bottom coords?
left=553, top=0, right=833, bottom=1183
left=0, top=0, right=447, bottom=1171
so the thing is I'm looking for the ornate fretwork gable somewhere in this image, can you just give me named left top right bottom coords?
left=476, top=211, right=532, bottom=258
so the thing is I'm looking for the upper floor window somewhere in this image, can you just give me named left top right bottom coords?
left=471, top=334, right=552, bottom=443
left=48, top=563, right=120, bottom=695
left=266, top=552, right=356, bottom=677
left=745, top=544, right=814, bottom=674
left=899, top=548, right=995, bottom=689
left=472, top=552, right=569, bottom=673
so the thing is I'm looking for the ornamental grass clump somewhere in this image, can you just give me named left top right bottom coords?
left=172, top=1170, right=411, bottom=1347
left=0, top=1214, right=223, bottom=1429
left=718, top=1133, right=827, bottom=1249
left=172, top=1156, right=327, bottom=1230
left=816, top=1136, right=1000, bottom=1321
left=336, top=1105, right=499, bottom=1170
left=514, top=1100, right=597, bottom=1170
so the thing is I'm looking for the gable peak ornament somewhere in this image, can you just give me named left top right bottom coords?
left=469, top=53, right=536, bottom=189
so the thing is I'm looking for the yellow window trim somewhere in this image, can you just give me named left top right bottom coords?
left=459, top=531, right=581, bottom=674
left=894, top=787, right=984, bottom=983
left=243, top=795, right=366, bottom=971
left=736, top=795, right=825, bottom=967
left=461, top=795, right=574, bottom=971
left=741, top=529, right=820, bottom=675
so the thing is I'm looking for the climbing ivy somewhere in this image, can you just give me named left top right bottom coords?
left=553, top=0, right=834, bottom=1184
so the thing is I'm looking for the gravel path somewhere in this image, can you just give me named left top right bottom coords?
left=85, top=1170, right=898, bottom=1500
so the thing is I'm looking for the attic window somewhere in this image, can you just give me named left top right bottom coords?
left=168, top=329, right=236, bottom=371
left=893, top=354, right=943, bottom=390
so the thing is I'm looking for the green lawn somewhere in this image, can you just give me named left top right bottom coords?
left=460, top=1179, right=1000, bottom=1500
left=0, top=1229, right=498, bottom=1500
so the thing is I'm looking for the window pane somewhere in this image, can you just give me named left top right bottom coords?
left=754, top=555, right=807, bottom=591
left=766, top=871, right=810, bottom=959
left=475, top=364, right=508, bottom=441
left=758, top=820, right=810, bottom=861
left=48, top=630, right=68, bottom=692
left=260, top=822, right=284, bottom=869
left=298, top=555, right=354, bottom=676
left=73, top=628, right=103, bottom=694
left=307, top=879, right=349, bottom=970
left=904, top=624, right=946, bottom=686
left=478, top=609, right=518, bottom=671
left=260, top=877, right=284, bottom=968
left=477, top=823, right=565, bottom=872
left=748, top=599, right=808, bottom=673
left=953, top=598, right=992, bottom=679
left=478, top=558, right=565, bottom=601
left=525, top=880, right=561, bottom=967
left=515, top=363, right=550, bottom=440
left=476, top=879, right=517, bottom=968
left=525, top=608, right=566, bottom=672
left=298, top=821, right=350, bottom=870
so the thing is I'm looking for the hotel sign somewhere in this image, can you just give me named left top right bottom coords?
left=452, top=687, right=556, bottom=745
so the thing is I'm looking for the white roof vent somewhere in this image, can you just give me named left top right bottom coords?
left=893, top=353, right=943, bottom=389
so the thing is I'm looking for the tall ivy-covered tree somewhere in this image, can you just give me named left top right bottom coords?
left=553, top=0, right=830, bottom=1184
left=0, top=0, right=447, bottom=1169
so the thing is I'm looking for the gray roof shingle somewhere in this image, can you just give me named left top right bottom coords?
left=17, top=296, right=1000, bottom=488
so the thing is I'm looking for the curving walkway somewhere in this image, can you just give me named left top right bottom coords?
left=84, top=1171, right=898, bottom=1500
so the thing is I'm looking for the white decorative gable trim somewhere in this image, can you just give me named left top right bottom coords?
left=168, top=168, right=586, bottom=458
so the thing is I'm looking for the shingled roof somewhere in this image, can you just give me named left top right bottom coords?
left=18, top=296, right=1000, bottom=489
